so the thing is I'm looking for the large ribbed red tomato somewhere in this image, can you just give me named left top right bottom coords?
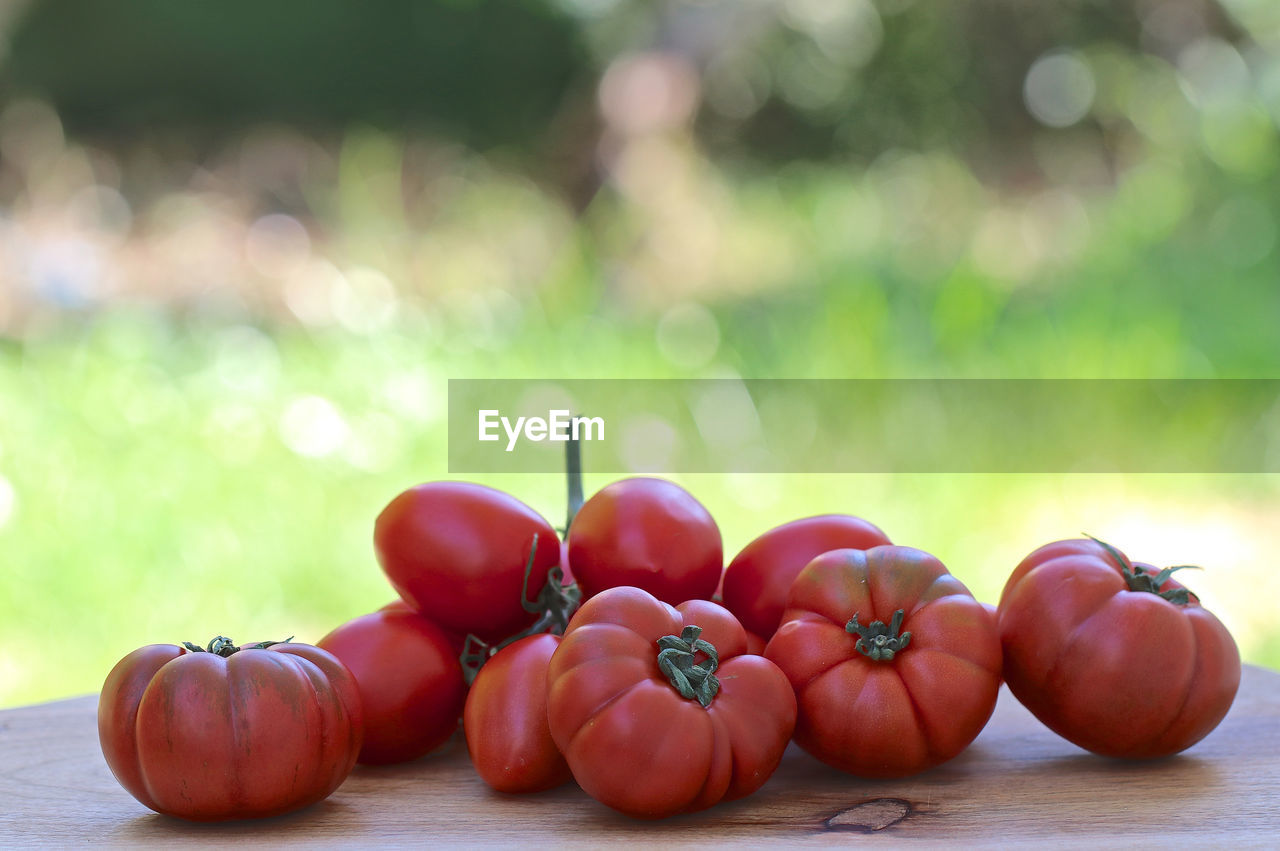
left=567, top=478, right=722, bottom=605
left=98, top=637, right=362, bottom=821
left=722, top=514, right=892, bottom=639
left=318, top=607, right=467, bottom=765
left=375, top=482, right=561, bottom=643
left=546, top=587, right=795, bottom=819
left=998, top=537, right=1240, bottom=758
left=464, top=633, right=570, bottom=794
left=766, top=546, right=1000, bottom=778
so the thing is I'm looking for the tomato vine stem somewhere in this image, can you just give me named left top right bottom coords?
left=564, top=433, right=584, bottom=535
left=459, top=533, right=581, bottom=685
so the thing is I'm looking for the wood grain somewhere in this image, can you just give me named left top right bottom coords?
left=2, top=666, right=1279, bottom=847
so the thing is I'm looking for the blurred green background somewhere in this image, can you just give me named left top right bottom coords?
left=2, top=0, right=1279, bottom=707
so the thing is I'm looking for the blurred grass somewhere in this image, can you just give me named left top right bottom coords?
left=2, top=273, right=1278, bottom=706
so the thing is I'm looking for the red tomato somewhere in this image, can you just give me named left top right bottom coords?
left=318, top=608, right=467, bottom=765
left=998, top=537, right=1240, bottom=758
left=378, top=600, right=467, bottom=653
left=546, top=586, right=796, bottom=819
left=98, top=637, right=362, bottom=821
left=567, top=478, right=722, bottom=604
left=375, top=482, right=561, bottom=643
left=464, top=634, right=571, bottom=794
left=766, top=546, right=1001, bottom=778
left=721, top=514, right=891, bottom=639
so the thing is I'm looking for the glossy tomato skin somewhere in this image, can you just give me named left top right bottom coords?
left=567, top=478, right=722, bottom=605
left=318, top=608, right=467, bottom=765
left=98, top=641, right=362, bottom=821
left=766, top=546, right=1001, bottom=778
left=378, top=600, right=467, bottom=653
left=722, top=514, right=891, bottom=640
left=464, top=633, right=571, bottom=794
left=998, top=538, right=1240, bottom=759
left=375, top=482, right=561, bottom=643
left=547, top=587, right=796, bottom=819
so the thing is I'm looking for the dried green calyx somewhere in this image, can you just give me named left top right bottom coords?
left=181, top=636, right=293, bottom=657
left=657, top=625, right=720, bottom=708
left=1087, top=534, right=1199, bottom=606
left=846, top=609, right=911, bottom=661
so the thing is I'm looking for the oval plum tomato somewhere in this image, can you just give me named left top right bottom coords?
left=765, top=546, right=1001, bottom=778
left=464, top=634, right=570, bottom=794
left=567, top=477, right=721, bottom=605
left=546, top=587, right=796, bottom=819
left=98, top=637, right=362, bottom=821
left=722, top=514, right=891, bottom=640
left=998, top=537, right=1240, bottom=759
left=375, top=482, right=561, bottom=643
left=318, top=608, right=467, bottom=765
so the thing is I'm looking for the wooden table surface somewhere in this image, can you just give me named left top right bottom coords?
left=2, top=665, right=1278, bottom=848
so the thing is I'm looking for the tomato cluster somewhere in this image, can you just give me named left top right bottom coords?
left=98, top=467, right=1242, bottom=822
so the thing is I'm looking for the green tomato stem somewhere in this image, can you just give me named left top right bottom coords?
left=657, top=625, right=720, bottom=708
left=1086, top=534, right=1199, bottom=605
left=181, top=636, right=293, bottom=657
left=846, top=610, right=911, bottom=662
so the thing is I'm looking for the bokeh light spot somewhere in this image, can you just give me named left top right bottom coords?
left=1024, top=52, right=1096, bottom=128
left=334, top=266, right=398, bottom=334
left=1177, top=38, right=1250, bottom=108
left=245, top=214, right=312, bottom=279
left=599, top=53, right=700, bottom=136
left=278, top=396, right=350, bottom=458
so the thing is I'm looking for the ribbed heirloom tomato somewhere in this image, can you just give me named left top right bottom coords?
left=567, top=477, right=722, bottom=604
left=721, top=514, right=892, bottom=640
left=98, top=637, right=363, bottom=821
left=546, top=587, right=796, bottom=819
left=998, top=537, right=1240, bottom=758
left=464, top=633, right=571, bottom=794
left=375, top=482, right=561, bottom=644
left=765, top=546, right=1001, bottom=778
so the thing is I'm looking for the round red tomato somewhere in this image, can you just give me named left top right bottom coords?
left=375, top=482, right=561, bottom=643
left=765, top=546, right=1001, bottom=778
left=464, top=633, right=570, bottom=794
left=722, top=514, right=891, bottom=639
left=378, top=600, right=467, bottom=653
left=567, top=477, right=721, bottom=604
left=546, top=586, right=796, bottom=819
left=998, top=537, right=1240, bottom=758
left=98, top=637, right=362, bottom=821
left=318, top=608, right=467, bottom=765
